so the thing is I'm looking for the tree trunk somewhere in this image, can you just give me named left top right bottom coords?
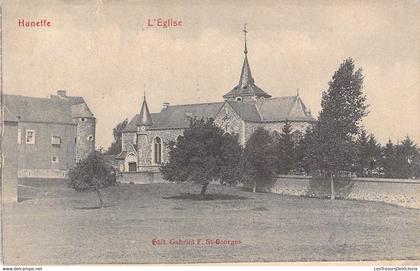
left=200, top=183, right=209, bottom=200
left=253, top=180, right=257, bottom=193
left=96, top=188, right=104, bottom=208
left=330, top=173, right=335, bottom=200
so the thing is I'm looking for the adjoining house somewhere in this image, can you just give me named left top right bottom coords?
left=1, top=103, right=19, bottom=202
left=2, top=90, right=96, bottom=179
left=118, top=30, right=316, bottom=174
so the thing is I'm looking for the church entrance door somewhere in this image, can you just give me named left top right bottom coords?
left=128, top=162, right=137, bottom=172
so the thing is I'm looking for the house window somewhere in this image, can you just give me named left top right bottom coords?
left=17, top=129, right=22, bottom=144
left=235, top=96, right=243, bottom=102
left=87, top=135, right=94, bottom=141
left=81, top=117, right=86, bottom=122
left=153, top=137, right=162, bottom=164
left=51, top=156, right=59, bottom=163
left=51, top=136, right=61, bottom=146
left=26, top=130, right=35, bottom=144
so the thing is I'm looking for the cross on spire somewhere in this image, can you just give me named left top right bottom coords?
left=243, top=23, right=248, bottom=54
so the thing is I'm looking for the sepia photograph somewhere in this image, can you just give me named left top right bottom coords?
left=0, top=0, right=419, bottom=269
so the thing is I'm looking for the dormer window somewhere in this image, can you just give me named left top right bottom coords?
left=235, top=97, right=243, bottom=102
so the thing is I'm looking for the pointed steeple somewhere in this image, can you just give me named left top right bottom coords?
left=239, top=55, right=255, bottom=88
left=223, top=24, right=271, bottom=101
left=238, top=24, right=254, bottom=88
left=137, top=92, right=152, bottom=127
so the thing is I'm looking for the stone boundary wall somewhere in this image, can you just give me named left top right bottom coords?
left=18, top=169, right=68, bottom=179
left=117, top=171, right=165, bottom=184
left=270, top=175, right=420, bottom=209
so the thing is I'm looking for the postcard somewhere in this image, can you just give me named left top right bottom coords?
left=1, top=0, right=419, bottom=269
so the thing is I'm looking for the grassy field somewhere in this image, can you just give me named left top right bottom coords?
left=2, top=179, right=420, bottom=264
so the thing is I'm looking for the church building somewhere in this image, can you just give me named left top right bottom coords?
left=118, top=27, right=316, bottom=173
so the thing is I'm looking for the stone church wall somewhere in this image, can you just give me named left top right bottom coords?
left=141, top=129, right=184, bottom=166
left=214, top=103, right=246, bottom=145
left=122, top=132, right=136, bottom=151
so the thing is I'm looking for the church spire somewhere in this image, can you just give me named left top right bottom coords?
left=243, top=23, right=248, bottom=55
left=222, top=24, right=271, bottom=100
left=239, top=24, right=254, bottom=88
left=137, top=92, right=152, bottom=127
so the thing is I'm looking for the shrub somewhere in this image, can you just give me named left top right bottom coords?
left=69, top=151, right=117, bottom=208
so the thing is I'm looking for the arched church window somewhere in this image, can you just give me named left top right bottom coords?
left=154, top=137, right=162, bottom=164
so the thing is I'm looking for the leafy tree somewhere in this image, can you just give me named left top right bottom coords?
left=242, top=127, right=277, bottom=192
left=297, top=126, right=318, bottom=175
left=160, top=118, right=242, bottom=199
left=106, top=118, right=128, bottom=155
left=355, top=129, right=369, bottom=176
left=414, top=147, right=420, bottom=179
left=276, top=121, right=295, bottom=174
left=305, top=58, right=368, bottom=198
left=356, top=130, right=381, bottom=177
left=366, top=134, right=381, bottom=176
left=394, top=136, right=418, bottom=178
left=381, top=139, right=396, bottom=178
left=69, top=151, right=117, bottom=208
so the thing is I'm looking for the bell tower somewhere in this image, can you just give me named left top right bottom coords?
left=136, top=93, right=153, bottom=169
left=223, top=24, right=271, bottom=102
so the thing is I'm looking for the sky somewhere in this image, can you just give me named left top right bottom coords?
left=3, top=0, right=420, bottom=149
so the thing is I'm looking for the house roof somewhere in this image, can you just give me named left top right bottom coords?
left=51, top=95, right=94, bottom=118
left=3, top=94, right=74, bottom=124
left=3, top=104, right=18, bottom=122
left=123, top=102, right=224, bottom=132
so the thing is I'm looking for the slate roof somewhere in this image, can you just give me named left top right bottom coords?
left=51, top=95, right=94, bottom=118
left=3, top=104, right=18, bottom=122
left=3, top=94, right=74, bottom=124
left=123, top=95, right=316, bottom=133
left=259, top=96, right=316, bottom=122
left=226, top=100, right=261, bottom=121
left=137, top=97, right=153, bottom=126
left=115, top=151, right=128, bottom=160
left=123, top=102, right=224, bottom=132
left=227, top=96, right=316, bottom=123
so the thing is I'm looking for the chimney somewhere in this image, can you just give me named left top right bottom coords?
left=162, top=102, right=170, bottom=110
left=57, top=90, right=67, bottom=97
